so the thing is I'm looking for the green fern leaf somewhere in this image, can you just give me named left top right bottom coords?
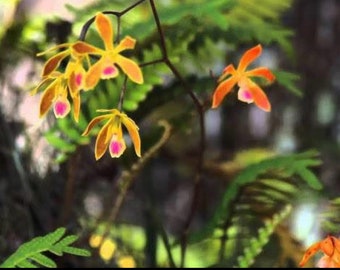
left=236, top=205, right=292, bottom=267
left=0, top=227, right=90, bottom=268
left=274, top=70, right=302, bottom=97
left=61, top=246, right=91, bottom=257
left=189, top=151, right=322, bottom=244
left=17, top=260, right=38, bottom=268
left=30, top=253, right=57, bottom=268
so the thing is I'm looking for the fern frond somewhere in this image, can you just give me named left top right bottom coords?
left=236, top=205, right=292, bottom=267
left=190, top=150, right=322, bottom=243
left=0, top=227, right=91, bottom=268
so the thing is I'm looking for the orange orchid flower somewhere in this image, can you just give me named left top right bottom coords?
left=72, top=12, right=144, bottom=90
left=211, top=44, right=275, bottom=112
left=82, top=109, right=141, bottom=160
left=299, top=235, right=340, bottom=268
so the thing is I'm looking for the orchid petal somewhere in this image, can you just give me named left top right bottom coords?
left=246, top=67, right=275, bottom=82
left=333, top=237, right=340, bottom=253
left=72, top=93, right=80, bottom=123
left=218, top=64, right=236, bottom=82
left=39, top=81, right=57, bottom=117
left=299, top=242, right=321, bottom=267
left=68, top=68, right=85, bottom=96
left=95, top=121, right=111, bottom=160
left=36, top=43, right=70, bottom=57
left=30, top=77, right=53, bottom=95
left=54, top=97, right=71, bottom=118
left=82, top=115, right=110, bottom=136
left=248, top=80, right=271, bottom=112
left=115, top=36, right=136, bottom=53
left=42, top=51, right=69, bottom=77
left=95, top=13, right=114, bottom=50
left=238, top=88, right=254, bottom=104
left=238, top=44, right=262, bottom=72
left=101, top=63, right=119, bottom=79
left=72, top=41, right=101, bottom=55
left=317, top=255, right=338, bottom=268
left=320, top=236, right=335, bottom=257
left=211, top=76, right=238, bottom=108
left=116, top=55, right=143, bottom=84
left=85, top=59, right=105, bottom=90
left=109, top=128, right=126, bottom=158
left=121, top=114, right=141, bottom=157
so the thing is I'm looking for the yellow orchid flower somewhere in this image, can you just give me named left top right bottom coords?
left=72, top=12, right=144, bottom=90
left=212, top=44, right=275, bottom=112
left=82, top=109, right=141, bottom=160
left=31, top=56, right=86, bottom=122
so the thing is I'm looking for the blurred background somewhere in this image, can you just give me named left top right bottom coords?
left=0, top=0, right=339, bottom=267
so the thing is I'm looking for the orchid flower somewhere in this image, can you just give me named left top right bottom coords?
left=31, top=53, right=87, bottom=122
left=82, top=109, right=141, bottom=160
left=72, top=12, right=144, bottom=90
left=212, top=44, right=275, bottom=112
left=299, top=235, right=340, bottom=268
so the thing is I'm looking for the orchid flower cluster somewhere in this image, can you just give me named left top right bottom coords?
left=32, top=13, right=143, bottom=160
left=31, top=12, right=275, bottom=160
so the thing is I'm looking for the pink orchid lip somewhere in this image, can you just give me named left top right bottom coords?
left=103, top=66, right=116, bottom=76
left=238, top=88, right=254, bottom=103
left=110, top=140, right=122, bottom=155
left=75, top=73, right=83, bottom=87
left=54, top=100, right=69, bottom=117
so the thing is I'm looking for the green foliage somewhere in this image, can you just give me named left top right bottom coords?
left=0, top=227, right=90, bottom=268
left=237, top=205, right=292, bottom=268
left=320, top=197, right=340, bottom=234
left=190, top=150, right=322, bottom=244
left=274, top=70, right=303, bottom=97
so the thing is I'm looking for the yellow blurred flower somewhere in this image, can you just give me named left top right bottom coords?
left=117, top=255, right=136, bottom=268
left=99, top=238, right=117, bottom=261
left=89, top=234, right=103, bottom=248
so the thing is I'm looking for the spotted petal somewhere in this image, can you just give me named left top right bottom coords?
left=299, top=242, right=321, bottom=267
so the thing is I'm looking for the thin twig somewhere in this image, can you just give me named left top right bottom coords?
left=78, top=0, right=147, bottom=41
left=100, top=120, right=172, bottom=245
left=148, top=0, right=206, bottom=266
